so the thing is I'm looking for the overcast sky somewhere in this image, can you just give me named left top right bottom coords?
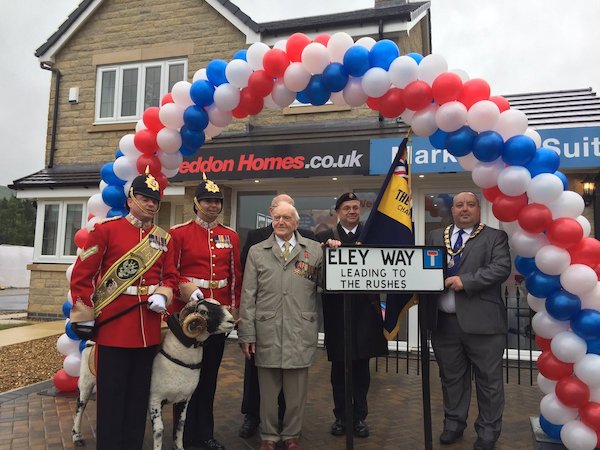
left=1, top=0, right=598, bottom=186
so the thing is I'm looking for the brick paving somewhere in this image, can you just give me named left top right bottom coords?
left=0, top=340, right=547, bottom=450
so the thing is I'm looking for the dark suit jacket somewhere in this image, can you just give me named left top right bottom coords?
left=316, top=223, right=388, bottom=361
left=424, top=225, right=511, bottom=335
left=240, top=224, right=315, bottom=269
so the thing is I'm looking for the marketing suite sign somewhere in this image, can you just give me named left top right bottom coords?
left=173, top=140, right=369, bottom=181
left=369, top=126, right=600, bottom=175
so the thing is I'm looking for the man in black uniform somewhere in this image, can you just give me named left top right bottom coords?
left=316, top=192, right=388, bottom=438
left=238, top=194, right=315, bottom=438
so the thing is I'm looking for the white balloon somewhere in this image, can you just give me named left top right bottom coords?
left=591, top=386, right=600, bottom=402
left=580, top=282, right=600, bottom=310
left=271, top=79, right=296, bottom=108
left=400, top=108, right=415, bottom=125
left=273, top=39, right=287, bottom=50
left=301, top=42, right=330, bottom=74
left=576, top=216, right=592, bottom=238
left=450, top=68, right=470, bottom=82
left=113, top=156, right=139, bottom=181
left=192, top=68, right=208, bottom=82
left=458, top=153, right=478, bottom=171
left=537, top=372, right=557, bottom=395
left=561, top=264, right=598, bottom=296
left=87, top=193, right=111, bottom=218
left=283, top=62, right=311, bottom=92
left=411, top=104, right=439, bottom=137
left=263, top=94, right=279, bottom=110
left=206, top=104, right=232, bottom=128
left=247, top=42, right=270, bottom=71
left=156, top=128, right=182, bottom=154
left=417, top=54, right=448, bottom=85
left=497, top=166, right=531, bottom=196
left=119, top=134, right=139, bottom=157
left=327, top=32, right=354, bottom=63
left=157, top=150, right=183, bottom=171
left=535, top=245, right=571, bottom=275
left=540, top=393, right=579, bottom=425
left=551, top=331, right=588, bottom=363
left=575, top=354, right=600, bottom=388
left=342, top=77, right=368, bottom=107
left=57, top=334, right=80, bottom=356
left=501, top=220, right=521, bottom=237
left=99, top=180, right=108, bottom=192
left=213, top=83, right=240, bottom=112
left=524, top=127, right=542, bottom=148
left=471, top=159, right=505, bottom=189
left=389, top=55, right=419, bottom=89
left=527, top=173, right=564, bottom=205
left=67, top=290, right=73, bottom=304
left=86, top=215, right=103, bottom=231
left=329, top=91, right=347, bottom=106
left=63, top=352, right=82, bottom=377
left=547, top=191, right=585, bottom=219
left=493, top=109, right=528, bottom=141
left=355, top=36, right=376, bottom=50
left=171, top=81, right=194, bottom=108
left=225, top=59, right=253, bottom=88
left=135, top=119, right=146, bottom=132
left=204, top=122, right=223, bottom=139
left=158, top=103, right=185, bottom=130
left=509, top=229, right=549, bottom=258
left=560, top=420, right=598, bottom=450
left=527, top=294, right=547, bottom=313
left=467, top=100, right=500, bottom=132
left=532, top=311, right=570, bottom=339
left=123, top=179, right=133, bottom=198
left=66, top=263, right=75, bottom=282
left=361, top=67, right=390, bottom=98
left=435, top=101, right=467, bottom=132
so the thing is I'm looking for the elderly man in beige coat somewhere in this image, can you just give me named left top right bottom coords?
left=239, top=202, right=339, bottom=450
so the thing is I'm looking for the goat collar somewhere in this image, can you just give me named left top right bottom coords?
left=159, top=349, right=202, bottom=370
left=166, top=313, right=204, bottom=348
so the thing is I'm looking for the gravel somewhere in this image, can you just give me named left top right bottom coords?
left=0, top=335, right=64, bottom=393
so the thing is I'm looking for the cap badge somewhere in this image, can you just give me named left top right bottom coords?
left=145, top=173, right=160, bottom=192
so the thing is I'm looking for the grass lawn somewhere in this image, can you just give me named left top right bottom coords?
left=0, top=322, right=31, bottom=331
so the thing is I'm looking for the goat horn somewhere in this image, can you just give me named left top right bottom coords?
left=182, top=313, right=207, bottom=338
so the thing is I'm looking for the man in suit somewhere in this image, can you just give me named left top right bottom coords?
left=238, top=194, right=315, bottom=438
left=425, top=192, right=511, bottom=450
left=315, top=192, right=387, bottom=438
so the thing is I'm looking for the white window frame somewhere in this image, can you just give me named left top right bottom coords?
left=34, top=200, right=87, bottom=263
left=94, top=58, right=188, bottom=124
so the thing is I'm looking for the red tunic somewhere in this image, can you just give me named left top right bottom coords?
left=168, top=219, right=242, bottom=312
left=70, top=217, right=178, bottom=348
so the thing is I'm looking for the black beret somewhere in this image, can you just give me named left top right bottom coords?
left=335, top=192, right=359, bottom=210
left=129, top=172, right=161, bottom=202
left=194, top=175, right=223, bottom=201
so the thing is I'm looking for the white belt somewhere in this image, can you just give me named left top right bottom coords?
left=187, top=277, right=228, bottom=289
left=123, top=284, right=158, bottom=296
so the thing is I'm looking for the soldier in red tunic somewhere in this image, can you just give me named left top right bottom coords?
left=69, top=171, right=178, bottom=450
left=168, top=174, right=242, bottom=450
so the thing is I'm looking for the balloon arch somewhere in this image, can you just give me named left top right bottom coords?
left=56, top=32, right=600, bottom=449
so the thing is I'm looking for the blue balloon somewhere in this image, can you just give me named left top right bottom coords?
left=62, top=300, right=72, bottom=318
left=473, top=131, right=504, bottom=162
left=180, top=126, right=206, bottom=151
left=101, top=184, right=127, bottom=209
left=546, top=290, right=581, bottom=322
left=232, top=49, right=247, bottom=61
left=501, top=135, right=537, bottom=166
left=79, top=339, right=88, bottom=352
left=514, top=256, right=537, bottom=277
left=190, top=80, right=215, bottom=107
left=572, top=309, right=600, bottom=340
left=206, top=59, right=228, bottom=86
left=115, top=149, right=124, bottom=159
left=100, top=162, right=126, bottom=186
left=524, top=147, right=561, bottom=177
left=525, top=270, right=561, bottom=298
left=65, top=321, right=79, bottom=340
left=539, top=415, right=563, bottom=440
left=554, top=171, right=569, bottom=190
left=107, top=207, right=127, bottom=218
left=429, top=129, right=448, bottom=149
left=406, top=52, right=423, bottom=64
left=183, top=105, right=209, bottom=131
left=305, top=75, right=330, bottom=106
left=368, top=39, right=399, bottom=70
left=322, top=63, right=349, bottom=93
left=296, top=90, right=310, bottom=104
left=445, top=126, right=477, bottom=157
left=586, top=338, right=600, bottom=354
left=343, top=45, right=370, bottom=77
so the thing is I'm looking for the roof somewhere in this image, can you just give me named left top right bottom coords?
left=9, top=164, right=102, bottom=190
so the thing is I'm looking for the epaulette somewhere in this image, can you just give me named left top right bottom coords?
left=90, top=216, right=121, bottom=232
left=170, top=219, right=194, bottom=230
left=221, top=223, right=237, bottom=233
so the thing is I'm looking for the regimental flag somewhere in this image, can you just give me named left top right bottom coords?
left=358, top=137, right=417, bottom=340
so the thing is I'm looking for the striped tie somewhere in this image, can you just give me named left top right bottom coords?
left=283, top=241, right=291, bottom=260
left=448, top=229, right=464, bottom=276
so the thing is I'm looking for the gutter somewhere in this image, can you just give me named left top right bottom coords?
left=40, top=62, right=61, bottom=169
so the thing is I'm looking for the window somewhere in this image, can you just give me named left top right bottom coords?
left=95, top=59, right=187, bottom=123
left=35, top=201, right=86, bottom=262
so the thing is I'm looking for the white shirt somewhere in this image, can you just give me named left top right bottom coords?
left=275, top=234, right=297, bottom=254
left=341, top=225, right=358, bottom=236
left=438, top=225, right=473, bottom=313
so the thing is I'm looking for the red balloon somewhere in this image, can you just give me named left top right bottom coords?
left=286, top=33, right=311, bottom=62
left=489, top=95, right=510, bottom=112
left=379, top=88, right=406, bottom=118
left=536, top=351, right=574, bottom=380
left=482, top=186, right=502, bottom=203
left=431, top=72, right=463, bottom=105
left=403, top=81, right=432, bottom=111
left=569, top=237, right=600, bottom=267
left=594, top=264, right=600, bottom=281
left=136, top=154, right=162, bottom=176
left=366, top=96, right=380, bottom=111
left=247, top=70, right=274, bottom=97
left=555, top=376, right=590, bottom=408
left=73, top=228, right=89, bottom=249
left=518, top=203, right=553, bottom=234
left=53, top=369, right=79, bottom=392
left=231, top=102, right=248, bottom=119
left=239, top=87, right=264, bottom=116
left=457, top=78, right=491, bottom=109
left=133, top=129, right=158, bottom=155
left=535, top=335, right=552, bottom=352
left=142, top=107, right=164, bottom=133
left=154, top=172, right=168, bottom=192
left=547, top=217, right=584, bottom=249
left=313, top=33, right=331, bottom=46
left=581, top=402, right=600, bottom=433
left=161, top=93, right=174, bottom=106
left=263, top=49, right=290, bottom=78
left=491, top=193, right=528, bottom=222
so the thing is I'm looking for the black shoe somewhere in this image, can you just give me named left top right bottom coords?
left=199, top=438, right=226, bottom=450
left=474, top=437, right=496, bottom=450
left=439, top=429, right=463, bottom=445
left=330, top=418, right=345, bottom=436
left=354, top=419, right=370, bottom=438
left=239, top=415, right=259, bottom=438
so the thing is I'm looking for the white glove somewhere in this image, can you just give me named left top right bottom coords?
left=147, top=294, right=167, bottom=314
left=190, top=288, right=204, bottom=302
